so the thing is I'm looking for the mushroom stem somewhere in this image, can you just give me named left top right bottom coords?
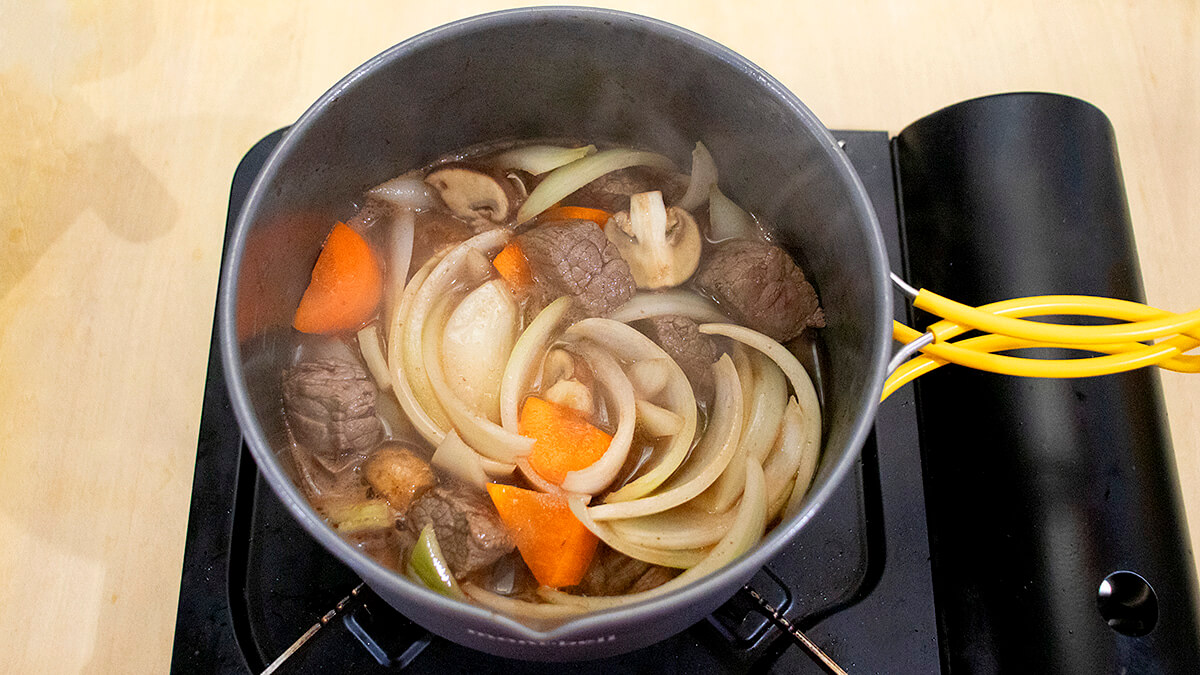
left=630, top=191, right=672, bottom=279
left=606, top=191, right=703, bottom=290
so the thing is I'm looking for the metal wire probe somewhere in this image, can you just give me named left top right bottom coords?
left=743, top=585, right=849, bottom=675
left=260, top=583, right=366, bottom=675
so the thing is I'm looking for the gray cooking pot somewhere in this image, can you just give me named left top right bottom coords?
left=219, top=7, right=891, bottom=661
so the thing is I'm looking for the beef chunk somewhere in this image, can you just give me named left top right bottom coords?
left=517, top=220, right=636, bottom=319
left=566, top=166, right=688, bottom=213
left=575, top=546, right=651, bottom=596
left=283, top=359, right=383, bottom=472
left=410, top=210, right=473, bottom=273
left=640, top=315, right=720, bottom=401
left=574, top=545, right=677, bottom=596
left=407, top=481, right=515, bottom=577
left=695, top=240, right=825, bottom=342
left=627, top=564, right=677, bottom=594
left=364, top=444, right=437, bottom=513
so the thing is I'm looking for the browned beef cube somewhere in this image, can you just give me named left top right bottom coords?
left=695, top=239, right=824, bottom=342
left=407, top=481, right=515, bottom=577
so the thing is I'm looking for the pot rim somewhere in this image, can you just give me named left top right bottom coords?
left=217, top=5, right=892, bottom=643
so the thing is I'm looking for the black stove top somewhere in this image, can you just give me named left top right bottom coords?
left=171, top=129, right=938, bottom=674
left=173, top=93, right=1200, bottom=674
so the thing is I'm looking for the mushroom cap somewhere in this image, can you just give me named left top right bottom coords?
left=605, top=191, right=702, bottom=290
left=425, top=164, right=523, bottom=229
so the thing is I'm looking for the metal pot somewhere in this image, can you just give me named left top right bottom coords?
left=218, top=7, right=891, bottom=661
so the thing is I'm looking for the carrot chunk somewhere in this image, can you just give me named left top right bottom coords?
left=519, top=397, right=611, bottom=484
left=541, top=205, right=612, bottom=227
left=492, top=242, right=533, bottom=290
left=293, top=222, right=383, bottom=334
left=486, top=483, right=598, bottom=588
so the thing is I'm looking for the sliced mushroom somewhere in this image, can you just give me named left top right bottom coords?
left=425, top=164, right=522, bottom=229
left=604, top=191, right=702, bottom=290
left=364, top=444, right=437, bottom=513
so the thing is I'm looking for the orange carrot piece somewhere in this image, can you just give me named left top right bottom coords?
left=492, top=242, right=533, bottom=290
left=541, top=205, right=612, bottom=227
left=519, top=397, right=612, bottom=484
left=486, top=483, right=599, bottom=588
left=293, top=222, right=383, bottom=334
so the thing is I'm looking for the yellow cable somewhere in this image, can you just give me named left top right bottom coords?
left=894, top=303, right=1200, bottom=373
left=883, top=294, right=1200, bottom=402
left=882, top=331, right=1200, bottom=401
left=898, top=330, right=1197, bottom=378
left=914, top=290, right=1200, bottom=345
left=924, top=295, right=1200, bottom=343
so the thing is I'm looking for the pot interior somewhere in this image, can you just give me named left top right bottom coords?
left=221, top=6, right=890, bottom=653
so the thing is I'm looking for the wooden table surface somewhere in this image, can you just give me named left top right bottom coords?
left=2, top=1, right=1196, bottom=671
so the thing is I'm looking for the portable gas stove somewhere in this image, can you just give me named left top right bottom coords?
left=171, top=94, right=1200, bottom=674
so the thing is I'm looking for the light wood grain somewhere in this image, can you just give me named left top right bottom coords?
left=1, top=1, right=1196, bottom=671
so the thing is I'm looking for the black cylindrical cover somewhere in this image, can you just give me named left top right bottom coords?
left=895, top=92, right=1200, bottom=674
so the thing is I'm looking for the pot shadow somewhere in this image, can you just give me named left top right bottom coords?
left=0, top=68, right=181, bottom=302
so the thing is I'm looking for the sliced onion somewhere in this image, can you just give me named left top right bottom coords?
left=568, top=497, right=707, bottom=568
left=732, top=345, right=756, bottom=428
left=587, top=355, right=743, bottom=520
left=607, top=503, right=735, bottom=550
left=487, top=144, right=597, bottom=175
left=697, top=350, right=788, bottom=512
left=764, top=399, right=806, bottom=520
left=608, top=289, right=728, bottom=324
left=516, top=148, right=676, bottom=224
left=387, top=254, right=450, bottom=444
left=559, top=344, right=636, bottom=495
left=386, top=209, right=415, bottom=313
left=692, top=346, right=757, bottom=513
left=782, top=400, right=822, bottom=519
left=563, top=319, right=697, bottom=502
left=431, top=430, right=489, bottom=490
left=744, top=352, right=788, bottom=464
left=708, top=185, right=761, bottom=243
left=539, top=458, right=766, bottom=611
left=356, top=324, right=391, bottom=392
left=423, top=295, right=534, bottom=464
left=635, top=399, right=684, bottom=437
left=462, top=583, right=587, bottom=621
left=401, top=229, right=512, bottom=442
left=499, top=297, right=573, bottom=432
left=676, top=142, right=717, bottom=212
left=698, top=323, right=823, bottom=517
left=441, top=279, right=519, bottom=422
left=368, top=175, right=438, bottom=210
left=479, top=455, right=516, bottom=480
left=698, top=323, right=820, bottom=444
